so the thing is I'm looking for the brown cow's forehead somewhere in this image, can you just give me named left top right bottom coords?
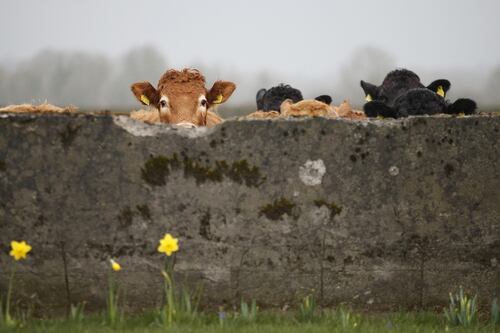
left=161, top=84, right=206, bottom=96
left=158, top=68, right=207, bottom=96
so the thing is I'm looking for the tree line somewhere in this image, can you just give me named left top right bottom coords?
left=1, top=46, right=499, bottom=110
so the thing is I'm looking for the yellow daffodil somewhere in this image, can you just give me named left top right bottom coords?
left=110, top=259, right=121, bottom=272
left=9, top=240, right=32, bottom=261
left=158, top=234, right=179, bottom=256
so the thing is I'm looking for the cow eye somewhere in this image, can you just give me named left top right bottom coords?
left=160, top=100, right=167, bottom=108
left=201, top=99, right=207, bottom=107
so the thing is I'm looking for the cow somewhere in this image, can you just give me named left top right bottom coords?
left=255, top=84, right=331, bottom=113
left=0, top=103, right=75, bottom=113
left=280, top=98, right=337, bottom=118
left=360, top=69, right=477, bottom=118
left=247, top=84, right=365, bottom=120
left=130, top=68, right=236, bottom=128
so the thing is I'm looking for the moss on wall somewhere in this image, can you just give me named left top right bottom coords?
left=259, top=198, right=296, bottom=220
left=141, top=154, right=264, bottom=187
left=314, top=199, right=343, bottom=219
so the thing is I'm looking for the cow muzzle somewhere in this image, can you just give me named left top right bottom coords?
left=175, top=122, right=198, bottom=129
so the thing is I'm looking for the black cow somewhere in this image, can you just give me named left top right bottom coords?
left=256, top=84, right=332, bottom=112
left=360, top=69, right=476, bottom=118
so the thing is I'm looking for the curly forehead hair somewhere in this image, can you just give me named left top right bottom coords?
left=158, top=68, right=206, bottom=89
left=382, top=69, right=422, bottom=86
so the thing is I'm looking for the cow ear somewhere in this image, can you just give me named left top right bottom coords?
left=427, top=80, right=451, bottom=98
left=315, top=95, right=332, bottom=105
left=207, top=81, right=236, bottom=105
left=447, top=98, right=477, bottom=115
left=131, top=82, right=159, bottom=106
left=256, top=89, right=267, bottom=110
left=360, top=80, right=378, bottom=102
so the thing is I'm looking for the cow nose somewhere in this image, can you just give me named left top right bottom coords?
left=175, top=122, right=198, bottom=129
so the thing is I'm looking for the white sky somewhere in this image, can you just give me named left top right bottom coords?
left=1, top=0, right=500, bottom=77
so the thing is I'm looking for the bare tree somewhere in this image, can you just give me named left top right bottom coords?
left=0, top=65, right=7, bottom=106
left=105, top=46, right=166, bottom=108
left=2, top=50, right=111, bottom=107
left=335, top=46, right=396, bottom=106
left=485, top=65, right=500, bottom=108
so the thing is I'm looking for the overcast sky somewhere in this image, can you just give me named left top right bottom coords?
left=1, top=0, right=499, bottom=77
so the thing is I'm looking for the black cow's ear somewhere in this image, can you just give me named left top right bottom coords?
left=360, top=80, right=378, bottom=102
left=256, top=89, right=267, bottom=110
left=427, top=79, right=451, bottom=98
left=315, top=95, right=332, bottom=105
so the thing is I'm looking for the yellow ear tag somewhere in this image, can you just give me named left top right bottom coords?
left=140, top=95, right=150, bottom=106
left=365, top=94, right=373, bottom=102
left=436, top=86, right=445, bottom=98
left=213, top=94, right=223, bottom=104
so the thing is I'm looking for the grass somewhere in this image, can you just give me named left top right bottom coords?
left=1, top=310, right=499, bottom=333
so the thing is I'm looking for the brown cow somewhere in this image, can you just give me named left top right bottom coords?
left=130, top=68, right=236, bottom=128
left=0, top=103, right=76, bottom=114
left=280, top=99, right=339, bottom=118
left=246, top=84, right=365, bottom=120
left=246, top=99, right=365, bottom=120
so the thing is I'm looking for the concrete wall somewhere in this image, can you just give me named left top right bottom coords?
left=0, top=113, right=499, bottom=315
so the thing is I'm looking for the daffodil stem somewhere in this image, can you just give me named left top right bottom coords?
left=107, top=270, right=119, bottom=327
left=163, top=255, right=176, bottom=303
left=162, top=270, right=174, bottom=327
left=5, top=263, right=16, bottom=322
left=164, top=254, right=176, bottom=279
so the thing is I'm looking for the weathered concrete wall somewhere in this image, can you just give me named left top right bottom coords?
left=0, top=113, right=499, bottom=315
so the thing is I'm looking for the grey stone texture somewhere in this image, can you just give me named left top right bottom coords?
left=0, top=113, right=499, bottom=315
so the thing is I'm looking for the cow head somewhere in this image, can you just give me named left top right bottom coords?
left=131, top=68, right=236, bottom=127
left=360, top=69, right=476, bottom=118
left=256, top=84, right=304, bottom=112
left=360, top=69, right=450, bottom=107
left=280, top=99, right=338, bottom=118
left=256, top=84, right=333, bottom=113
